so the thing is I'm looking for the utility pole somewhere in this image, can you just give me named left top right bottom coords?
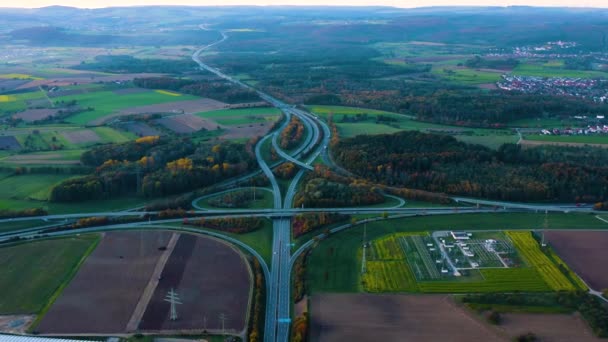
left=164, top=288, right=182, bottom=321
left=541, top=210, right=548, bottom=247
left=361, top=223, right=367, bottom=274
left=219, top=313, right=227, bottom=335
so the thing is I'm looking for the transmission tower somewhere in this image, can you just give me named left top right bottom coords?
left=164, top=288, right=182, bottom=321
left=541, top=210, right=548, bottom=247
left=361, top=223, right=367, bottom=274
left=219, top=313, right=227, bottom=335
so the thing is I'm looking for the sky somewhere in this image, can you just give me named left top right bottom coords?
left=1, top=0, right=607, bottom=9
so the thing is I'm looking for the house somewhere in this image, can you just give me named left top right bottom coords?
left=451, top=231, right=470, bottom=240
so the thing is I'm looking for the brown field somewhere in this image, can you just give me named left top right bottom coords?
left=121, top=122, right=163, bottom=137
left=222, top=123, right=271, bottom=140
left=478, top=83, right=499, bottom=89
left=138, top=234, right=251, bottom=334
left=521, top=139, right=608, bottom=149
left=497, top=313, right=601, bottom=342
left=12, top=109, right=58, bottom=122
left=90, top=98, right=227, bottom=125
left=311, top=294, right=502, bottom=342
left=156, top=114, right=220, bottom=134
left=0, top=136, right=21, bottom=150
left=0, top=79, right=30, bottom=92
left=545, top=230, right=608, bottom=290
left=62, top=129, right=101, bottom=144
left=37, top=231, right=173, bottom=334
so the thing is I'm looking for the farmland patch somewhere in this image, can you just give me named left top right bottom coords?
left=155, top=114, right=220, bottom=134
left=545, top=230, right=608, bottom=290
left=311, top=294, right=502, bottom=342
left=62, top=129, right=101, bottom=144
left=12, top=109, right=58, bottom=122
left=37, top=231, right=173, bottom=334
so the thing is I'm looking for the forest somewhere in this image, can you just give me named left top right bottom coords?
left=334, top=131, right=608, bottom=202
left=294, top=177, right=385, bottom=208
left=50, top=137, right=257, bottom=201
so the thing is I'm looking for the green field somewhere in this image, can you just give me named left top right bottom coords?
left=512, top=63, right=608, bottom=78
left=0, top=174, right=73, bottom=202
left=524, top=134, right=608, bottom=145
left=201, top=107, right=281, bottom=125
left=0, top=235, right=100, bottom=314
left=0, top=89, right=49, bottom=114
left=306, top=212, right=607, bottom=293
left=0, top=219, right=48, bottom=234
left=53, top=90, right=198, bottom=124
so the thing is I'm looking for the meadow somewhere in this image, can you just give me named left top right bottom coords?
left=197, top=107, right=281, bottom=126
left=0, top=174, right=74, bottom=203
left=0, top=235, right=100, bottom=314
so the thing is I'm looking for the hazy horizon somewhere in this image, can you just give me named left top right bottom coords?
left=2, top=1, right=608, bottom=9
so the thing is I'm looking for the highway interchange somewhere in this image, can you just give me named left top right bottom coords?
left=0, top=26, right=602, bottom=342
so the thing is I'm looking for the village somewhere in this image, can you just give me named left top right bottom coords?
left=497, top=74, right=608, bottom=102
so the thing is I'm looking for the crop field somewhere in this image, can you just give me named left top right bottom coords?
left=37, top=231, right=174, bottom=334
left=155, top=114, right=219, bottom=134
left=506, top=231, right=580, bottom=291
left=52, top=90, right=201, bottom=125
left=545, top=230, right=608, bottom=290
left=198, top=107, right=281, bottom=126
left=0, top=149, right=84, bottom=167
left=0, top=174, right=73, bottom=203
left=311, top=294, right=503, bottom=342
left=0, top=235, right=99, bottom=314
left=498, top=313, right=603, bottom=341
left=139, top=234, right=251, bottom=333
left=0, top=89, right=48, bottom=114
left=512, top=63, right=608, bottom=78
left=120, top=122, right=162, bottom=137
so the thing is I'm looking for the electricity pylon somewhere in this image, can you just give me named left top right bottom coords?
left=164, top=288, right=182, bottom=321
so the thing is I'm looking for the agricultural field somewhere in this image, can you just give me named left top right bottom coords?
left=0, top=173, right=74, bottom=204
left=545, top=230, right=608, bottom=290
left=0, top=235, right=100, bottom=314
left=306, top=213, right=605, bottom=293
left=311, top=294, right=503, bottom=342
left=497, top=313, right=603, bottom=342
left=155, top=114, right=219, bottom=134
left=506, top=231, right=584, bottom=291
left=37, top=231, right=173, bottom=334
left=139, top=234, right=251, bottom=333
left=197, top=107, right=281, bottom=126
left=512, top=63, right=608, bottom=78
left=50, top=90, right=202, bottom=125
